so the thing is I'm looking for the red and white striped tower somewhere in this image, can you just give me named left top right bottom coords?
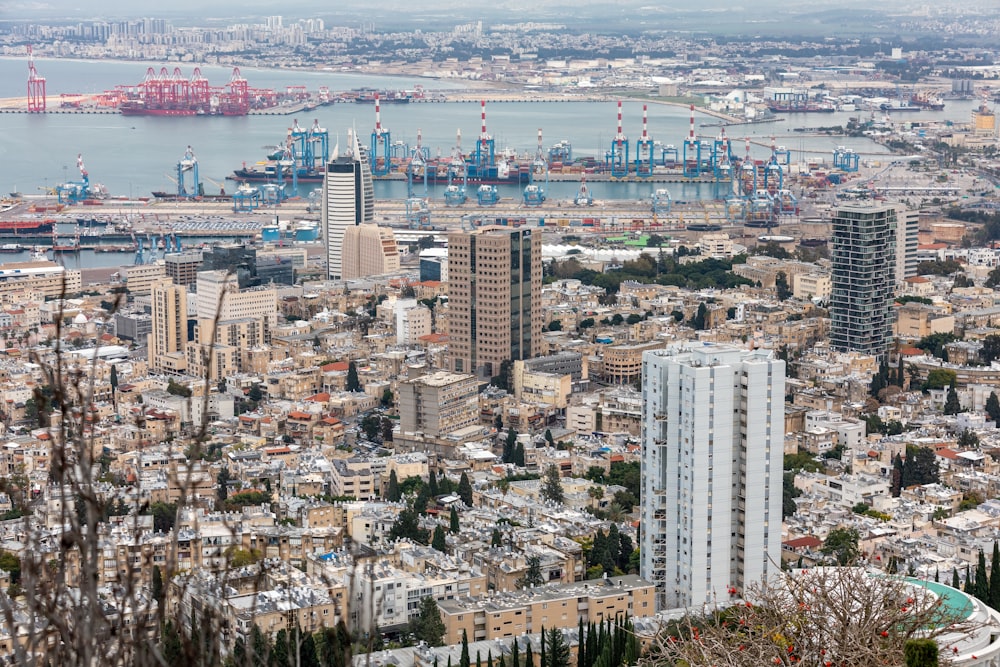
left=615, top=100, right=626, bottom=146
left=480, top=99, right=490, bottom=141
left=642, top=104, right=649, bottom=141
left=537, top=128, right=544, bottom=159
left=374, top=93, right=384, bottom=136
left=689, top=104, right=696, bottom=141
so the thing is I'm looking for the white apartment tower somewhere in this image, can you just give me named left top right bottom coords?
left=640, top=344, right=784, bottom=610
left=322, top=129, right=375, bottom=280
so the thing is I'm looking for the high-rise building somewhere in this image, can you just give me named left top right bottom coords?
left=830, top=203, right=897, bottom=357
left=164, top=250, right=203, bottom=288
left=322, top=130, right=374, bottom=280
left=148, top=279, right=189, bottom=375
left=893, top=205, right=920, bottom=287
left=447, top=226, right=542, bottom=379
left=640, top=344, right=784, bottom=610
left=397, top=371, right=479, bottom=438
left=342, top=223, right=399, bottom=279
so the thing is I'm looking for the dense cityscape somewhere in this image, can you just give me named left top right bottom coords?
left=5, top=3, right=1000, bottom=666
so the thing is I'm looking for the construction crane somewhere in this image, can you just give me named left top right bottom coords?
left=203, top=176, right=227, bottom=196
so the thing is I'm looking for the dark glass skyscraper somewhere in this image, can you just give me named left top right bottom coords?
left=830, top=204, right=897, bottom=357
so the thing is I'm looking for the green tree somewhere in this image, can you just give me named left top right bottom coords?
left=902, top=446, right=939, bottom=486
left=386, top=470, right=401, bottom=502
left=544, top=429, right=555, bottom=447
left=410, top=596, right=447, bottom=647
left=432, top=525, right=448, bottom=552
left=690, top=302, right=708, bottom=330
left=248, top=382, right=263, bottom=402
left=540, top=465, right=565, bottom=504
left=503, top=428, right=518, bottom=463
left=943, top=386, right=962, bottom=415
left=458, top=472, right=473, bottom=507
left=547, top=320, right=563, bottom=332
left=987, top=391, right=1000, bottom=425
left=976, top=549, right=989, bottom=601
left=923, top=368, right=957, bottom=391
left=542, top=627, right=570, bottom=667
left=904, top=639, right=939, bottom=667
left=891, top=453, right=904, bottom=497
left=990, top=541, right=1000, bottom=610
left=449, top=505, right=460, bottom=533
left=216, top=466, right=231, bottom=506
left=821, top=526, right=860, bottom=565
left=491, top=528, right=503, bottom=547
left=460, top=630, right=471, bottom=667
left=520, top=555, right=545, bottom=589
left=346, top=361, right=361, bottom=392
left=381, top=387, right=394, bottom=408
left=513, top=443, right=526, bottom=467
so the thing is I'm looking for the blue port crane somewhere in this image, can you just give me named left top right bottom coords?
left=682, top=105, right=703, bottom=178
left=633, top=104, right=655, bottom=177
left=444, top=129, right=468, bottom=207
left=176, top=145, right=200, bottom=198
left=524, top=128, right=547, bottom=207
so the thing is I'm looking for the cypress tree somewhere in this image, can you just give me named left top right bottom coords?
left=965, top=565, right=973, bottom=594
left=987, top=391, right=1000, bottom=425
left=524, top=642, right=534, bottom=667
left=511, top=639, right=519, bottom=667
left=449, top=505, right=460, bottom=533
left=487, top=650, right=494, bottom=667
left=991, top=541, right=1000, bottom=609
left=458, top=473, right=473, bottom=507
left=540, top=628, right=546, bottom=667
left=977, top=549, right=990, bottom=601
left=429, top=470, right=439, bottom=496
left=460, top=630, right=470, bottom=667
left=476, top=650, right=482, bottom=667
left=386, top=470, right=401, bottom=502
left=577, top=618, right=586, bottom=667
left=432, top=525, right=447, bottom=552
left=499, top=656, right=506, bottom=667
left=953, top=567, right=961, bottom=589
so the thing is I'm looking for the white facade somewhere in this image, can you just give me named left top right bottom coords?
left=640, top=343, right=784, bottom=610
left=322, top=130, right=374, bottom=281
left=893, top=204, right=920, bottom=289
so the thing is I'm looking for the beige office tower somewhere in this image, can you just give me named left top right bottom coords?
left=342, top=223, right=400, bottom=279
left=148, top=279, right=188, bottom=375
left=447, top=226, right=542, bottom=379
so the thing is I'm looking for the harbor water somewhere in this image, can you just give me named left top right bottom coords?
left=1, top=58, right=964, bottom=205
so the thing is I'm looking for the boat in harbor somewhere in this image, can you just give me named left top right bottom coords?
left=0, top=220, right=56, bottom=235
left=0, top=244, right=24, bottom=253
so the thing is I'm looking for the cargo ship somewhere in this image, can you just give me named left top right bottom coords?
left=120, top=101, right=214, bottom=117
left=0, top=220, right=56, bottom=235
left=353, top=90, right=412, bottom=104
left=230, top=160, right=531, bottom=185
left=766, top=101, right=835, bottom=113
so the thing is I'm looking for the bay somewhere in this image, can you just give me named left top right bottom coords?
left=0, top=58, right=979, bottom=205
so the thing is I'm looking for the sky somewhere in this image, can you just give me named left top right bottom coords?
left=0, top=0, right=911, bottom=19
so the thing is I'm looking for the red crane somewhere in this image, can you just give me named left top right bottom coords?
left=26, top=45, right=46, bottom=113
